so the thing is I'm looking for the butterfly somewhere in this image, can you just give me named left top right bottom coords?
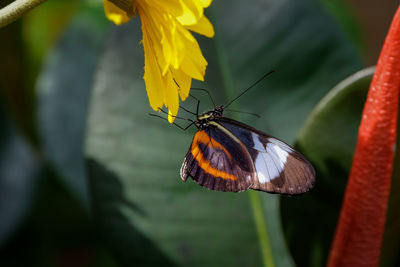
left=152, top=71, right=315, bottom=195
left=180, top=105, right=315, bottom=195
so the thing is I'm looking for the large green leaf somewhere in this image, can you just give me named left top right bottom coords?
left=36, top=6, right=109, bottom=208
left=85, top=0, right=362, bottom=266
left=281, top=67, right=374, bottom=267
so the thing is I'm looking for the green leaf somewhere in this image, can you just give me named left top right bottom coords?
left=0, top=102, right=39, bottom=247
left=86, top=0, right=362, bottom=266
left=296, top=67, right=374, bottom=173
left=36, top=5, right=109, bottom=208
left=281, top=67, right=374, bottom=266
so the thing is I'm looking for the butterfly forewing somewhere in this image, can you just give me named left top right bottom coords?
left=217, top=118, right=315, bottom=195
left=180, top=127, right=255, bottom=192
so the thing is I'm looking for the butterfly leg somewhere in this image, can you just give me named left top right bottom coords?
left=156, top=108, right=193, bottom=121
left=183, top=121, right=195, bottom=131
left=180, top=105, right=197, bottom=116
left=148, top=114, right=194, bottom=131
left=190, top=88, right=216, bottom=108
left=189, top=93, right=200, bottom=117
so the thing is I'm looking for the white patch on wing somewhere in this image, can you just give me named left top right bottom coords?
left=255, top=154, right=269, bottom=183
left=268, top=138, right=293, bottom=153
left=264, top=153, right=281, bottom=180
left=268, top=143, right=289, bottom=167
left=252, top=132, right=266, bottom=151
left=252, top=133, right=292, bottom=184
left=255, top=153, right=281, bottom=184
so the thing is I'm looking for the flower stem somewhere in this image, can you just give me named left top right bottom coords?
left=0, top=0, right=47, bottom=28
left=327, top=5, right=400, bottom=267
left=249, top=191, right=275, bottom=267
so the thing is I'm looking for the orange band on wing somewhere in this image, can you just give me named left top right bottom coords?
left=191, top=130, right=237, bottom=181
left=193, top=130, right=232, bottom=159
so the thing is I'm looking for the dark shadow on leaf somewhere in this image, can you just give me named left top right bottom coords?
left=86, top=158, right=176, bottom=267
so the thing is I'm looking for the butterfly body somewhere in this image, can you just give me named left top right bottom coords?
left=180, top=106, right=315, bottom=195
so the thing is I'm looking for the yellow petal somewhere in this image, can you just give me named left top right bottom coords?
left=146, top=0, right=183, bottom=18
left=134, top=0, right=215, bottom=124
left=185, top=15, right=214, bottom=38
left=164, top=71, right=180, bottom=123
left=177, top=0, right=201, bottom=25
left=168, top=109, right=176, bottom=124
left=103, top=0, right=130, bottom=25
left=138, top=3, right=176, bottom=74
left=178, top=29, right=208, bottom=80
left=181, top=57, right=206, bottom=81
left=142, top=25, right=164, bottom=110
left=200, top=0, right=212, bottom=8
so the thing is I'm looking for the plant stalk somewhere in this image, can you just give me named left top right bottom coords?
left=0, top=0, right=47, bottom=28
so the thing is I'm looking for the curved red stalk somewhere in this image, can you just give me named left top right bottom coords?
left=327, top=6, right=400, bottom=267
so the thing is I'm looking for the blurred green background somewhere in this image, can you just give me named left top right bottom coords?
left=0, top=0, right=399, bottom=266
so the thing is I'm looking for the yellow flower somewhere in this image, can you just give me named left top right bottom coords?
left=103, top=0, right=214, bottom=122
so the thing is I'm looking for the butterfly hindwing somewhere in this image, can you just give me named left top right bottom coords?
left=217, top=118, right=315, bottom=195
left=180, top=127, right=255, bottom=192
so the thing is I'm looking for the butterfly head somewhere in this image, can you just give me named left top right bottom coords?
left=214, top=105, right=224, bottom=116
left=195, top=106, right=224, bottom=129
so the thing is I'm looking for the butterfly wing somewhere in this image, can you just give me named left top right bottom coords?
left=217, top=118, right=315, bottom=195
left=180, top=127, right=256, bottom=192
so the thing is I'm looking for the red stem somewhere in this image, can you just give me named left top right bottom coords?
left=327, top=6, right=400, bottom=267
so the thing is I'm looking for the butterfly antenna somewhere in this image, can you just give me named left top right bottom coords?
left=224, top=70, right=275, bottom=108
left=190, top=88, right=216, bottom=108
left=225, top=109, right=260, bottom=118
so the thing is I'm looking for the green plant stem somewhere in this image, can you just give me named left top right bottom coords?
left=249, top=191, right=275, bottom=267
left=0, top=0, right=47, bottom=28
